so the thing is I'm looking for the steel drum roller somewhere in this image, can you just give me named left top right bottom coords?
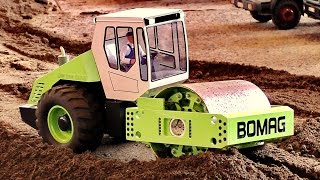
left=183, top=80, right=271, bottom=114
left=151, top=80, right=271, bottom=157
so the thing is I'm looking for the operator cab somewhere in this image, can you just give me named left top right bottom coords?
left=92, top=8, right=189, bottom=101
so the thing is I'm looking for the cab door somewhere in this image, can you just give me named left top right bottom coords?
left=91, top=22, right=149, bottom=101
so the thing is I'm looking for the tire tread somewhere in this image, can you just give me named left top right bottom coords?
left=36, top=84, right=104, bottom=153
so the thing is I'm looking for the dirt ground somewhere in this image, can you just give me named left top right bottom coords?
left=0, top=0, right=320, bottom=179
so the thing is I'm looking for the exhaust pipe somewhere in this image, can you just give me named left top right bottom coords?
left=58, top=46, right=69, bottom=66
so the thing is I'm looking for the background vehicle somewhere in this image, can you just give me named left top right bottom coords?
left=231, top=0, right=303, bottom=29
left=19, top=8, right=294, bottom=157
left=304, top=0, right=320, bottom=19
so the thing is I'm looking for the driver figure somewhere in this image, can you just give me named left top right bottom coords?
left=120, top=31, right=157, bottom=72
left=120, top=31, right=145, bottom=72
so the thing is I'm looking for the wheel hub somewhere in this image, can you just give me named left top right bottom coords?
left=47, top=105, right=74, bottom=144
left=58, top=115, right=71, bottom=131
left=170, top=119, right=185, bottom=137
left=280, top=7, right=295, bottom=22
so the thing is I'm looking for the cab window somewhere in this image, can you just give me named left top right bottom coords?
left=117, top=27, right=136, bottom=72
left=103, top=27, right=118, bottom=69
left=147, top=21, right=187, bottom=81
left=136, top=28, right=148, bottom=81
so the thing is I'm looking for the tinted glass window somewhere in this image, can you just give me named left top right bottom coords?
left=157, top=23, right=174, bottom=53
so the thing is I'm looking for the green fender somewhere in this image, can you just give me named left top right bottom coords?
left=28, top=50, right=101, bottom=105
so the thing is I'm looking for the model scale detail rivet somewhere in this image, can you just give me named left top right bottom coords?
left=19, top=8, right=294, bottom=157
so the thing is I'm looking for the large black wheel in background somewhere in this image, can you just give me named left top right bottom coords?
left=250, top=11, right=272, bottom=23
left=36, top=84, right=104, bottom=153
left=272, top=0, right=301, bottom=30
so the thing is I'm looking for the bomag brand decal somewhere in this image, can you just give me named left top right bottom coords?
left=237, top=116, right=286, bottom=139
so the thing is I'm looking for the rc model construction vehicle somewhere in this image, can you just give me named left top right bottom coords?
left=19, top=8, right=294, bottom=157
left=232, top=0, right=320, bottom=29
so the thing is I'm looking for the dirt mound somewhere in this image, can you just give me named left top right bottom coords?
left=277, top=117, right=320, bottom=159
left=1, top=59, right=320, bottom=179
left=0, top=121, right=302, bottom=179
left=0, top=0, right=90, bottom=62
left=2, top=23, right=91, bottom=60
left=0, top=0, right=48, bottom=21
left=189, top=60, right=320, bottom=91
left=266, top=89, right=320, bottom=118
left=0, top=83, right=31, bottom=100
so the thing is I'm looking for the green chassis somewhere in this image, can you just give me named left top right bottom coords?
left=126, top=98, right=294, bottom=156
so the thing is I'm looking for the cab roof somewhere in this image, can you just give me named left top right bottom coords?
left=95, top=8, right=183, bottom=22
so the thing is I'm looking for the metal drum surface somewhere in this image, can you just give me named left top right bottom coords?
left=182, top=80, right=271, bottom=114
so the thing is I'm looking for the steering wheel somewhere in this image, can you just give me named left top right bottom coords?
left=150, top=52, right=158, bottom=59
left=142, top=51, right=158, bottom=61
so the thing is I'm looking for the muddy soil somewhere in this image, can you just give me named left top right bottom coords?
left=0, top=0, right=320, bottom=179
left=2, top=119, right=320, bottom=179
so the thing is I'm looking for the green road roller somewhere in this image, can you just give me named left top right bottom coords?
left=19, top=8, right=294, bottom=157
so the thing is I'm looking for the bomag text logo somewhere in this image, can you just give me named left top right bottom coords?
left=237, top=116, right=286, bottom=139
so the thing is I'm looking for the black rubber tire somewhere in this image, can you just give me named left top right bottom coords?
left=36, top=84, right=104, bottom=153
left=250, top=11, right=272, bottom=23
left=272, top=0, right=301, bottom=30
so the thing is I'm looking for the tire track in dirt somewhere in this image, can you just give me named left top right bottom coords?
left=241, top=144, right=320, bottom=179
left=2, top=22, right=91, bottom=59
left=3, top=42, right=57, bottom=62
left=277, top=117, right=320, bottom=159
left=1, top=21, right=90, bottom=62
